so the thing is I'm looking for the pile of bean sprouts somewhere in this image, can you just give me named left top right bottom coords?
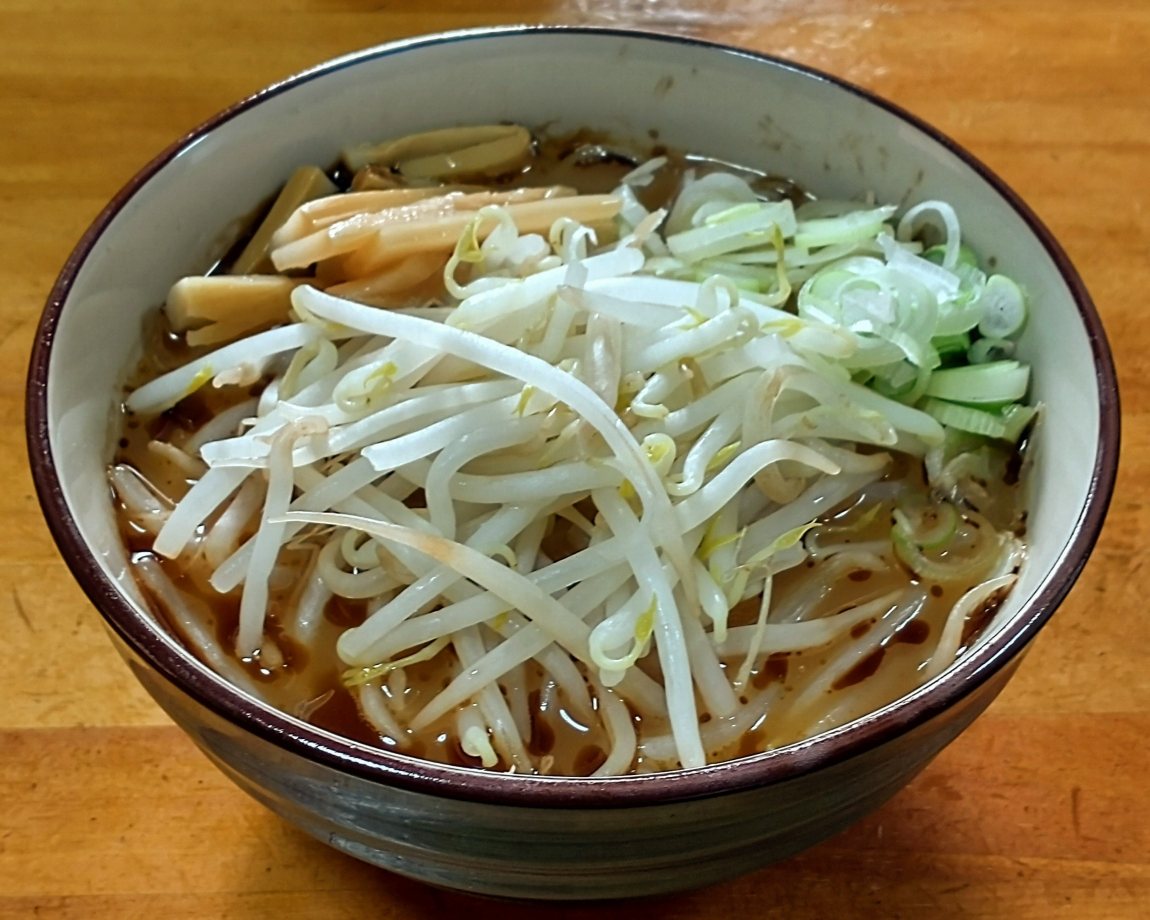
left=111, top=156, right=1029, bottom=774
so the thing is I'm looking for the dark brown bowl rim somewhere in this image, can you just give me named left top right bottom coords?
left=26, top=25, right=1120, bottom=809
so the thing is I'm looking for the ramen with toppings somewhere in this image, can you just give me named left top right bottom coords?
left=110, top=124, right=1034, bottom=775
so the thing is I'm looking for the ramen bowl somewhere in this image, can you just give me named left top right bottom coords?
left=26, top=27, right=1118, bottom=900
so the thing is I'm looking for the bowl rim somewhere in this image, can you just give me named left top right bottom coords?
left=26, top=24, right=1121, bottom=808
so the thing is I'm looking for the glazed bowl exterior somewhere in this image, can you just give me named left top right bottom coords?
left=27, top=27, right=1118, bottom=899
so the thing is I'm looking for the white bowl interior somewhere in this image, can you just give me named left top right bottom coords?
left=47, top=30, right=1103, bottom=716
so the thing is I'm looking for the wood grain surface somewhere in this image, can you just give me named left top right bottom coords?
left=3, top=1, right=1147, bottom=916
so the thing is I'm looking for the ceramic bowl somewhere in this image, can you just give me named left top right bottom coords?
left=26, top=27, right=1119, bottom=900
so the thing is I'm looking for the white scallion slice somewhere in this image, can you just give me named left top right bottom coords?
left=924, top=360, right=1030, bottom=406
left=920, top=398, right=1036, bottom=442
left=967, top=336, right=1015, bottom=364
left=976, top=274, right=1028, bottom=338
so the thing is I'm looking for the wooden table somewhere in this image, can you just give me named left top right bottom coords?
left=3, top=1, right=1147, bottom=916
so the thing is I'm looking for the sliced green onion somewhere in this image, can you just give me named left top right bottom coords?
left=666, top=200, right=797, bottom=262
left=923, top=242, right=979, bottom=269
left=933, top=332, right=971, bottom=364
left=870, top=359, right=931, bottom=404
left=924, top=360, right=1029, bottom=405
left=704, top=202, right=764, bottom=225
left=891, top=524, right=1003, bottom=583
left=998, top=403, right=1038, bottom=442
left=892, top=500, right=959, bottom=550
left=967, top=336, right=1015, bottom=364
left=896, top=201, right=962, bottom=269
left=976, top=274, right=1028, bottom=338
left=921, top=397, right=1037, bottom=442
left=793, top=205, right=897, bottom=250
